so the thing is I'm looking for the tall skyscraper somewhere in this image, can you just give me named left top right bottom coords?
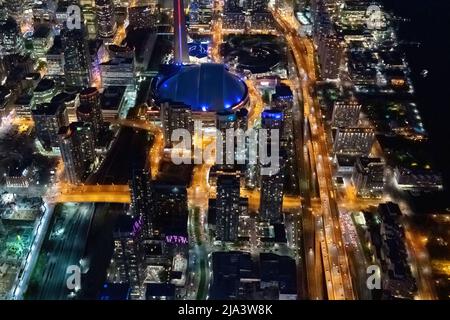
left=224, top=0, right=243, bottom=13
left=46, top=36, right=65, bottom=77
left=377, top=202, right=417, bottom=299
left=331, top=100, right=362, bottom=129
left=160, top=101, right=193, bottom=147
left=173, top=0, right=189, bottom=63
left=58, top=122, right=96, bottom=184
left=317, top=33, right=344, bottom=80
left=259, top=164, right=284, bottom=222
left=261, top=108, right=283, bottom=146
left=272, top=85, right=294, bottom=140
left=215, top=174, right=240, bottom=242
left=259, top=109, right=284, bottom=222
left=128, top=5, right=157, bottom=30
left=95, top=0, right=117, bottom=38
left=145, top=181, right=189, bottom=239
left=235, top=108, right=249, bottom=164
left=251, top=0, right=269, bottom=12
left=235, top=108, right=248, bottom=131
left=333, top=127, right=375, bottom=156
left=261, top=109, right=283, bottom=132
left=352, top=156, right=385, bottom=198
left=3, top=0, right=33, bottom=21
left=130, top=167, right=152, bottom=221
left=216, top=110, right=237, bottom=166
left=32, top=102, right=69, bottom=149
left=0, top=16, right=23, bottom=56
left=108, top=215, right=142, bottom=299
left=131, top=167, right=189, bottom=241
left=78, top=87, right=103, bottom=143
left=81, top=4, right=98, bottom=40
left=61, top=27, right=91, bottom=87
left=51, top=92, right=80, bottom=123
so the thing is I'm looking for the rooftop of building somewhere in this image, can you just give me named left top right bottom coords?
left=51, top=92, right=77, bottom=105
left=98, top=283, right=131, bottom=300
left=100, top=86, right=126, bottom=111
left=145, top=283, right=176, bottom=299
left=58, top=122, right=92, bottom=137
left=273, top=83, right=293, bottom=100
left=33, top=24, right=52, bottom=38
left=31, top=102, right=62, bottom=116
left=80, top=87, right=99, bottom=97
left=33, top=78, right=55, bottom=93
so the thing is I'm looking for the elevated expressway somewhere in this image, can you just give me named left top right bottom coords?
left=271, top=7, right=355, bottom=300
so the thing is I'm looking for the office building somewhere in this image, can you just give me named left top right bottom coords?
left=78, top=87, right=103, bottom=141
left=260, top=253, right=297, bottom=300
left=394, top=167, right=444, bottom=192
left=261, top=109, right=283, bottom=132
left=61, top=26, right=91, bottom=87
left=107, top=214, right=142, bottom=299
left=128, top=5, right=157, bottom=30
left=145, top=283, right=176, bottom=300
left=32, top=102, right=69, bottom=149
left=377, top=202, right=417, bottom=299
left=189, top=0, right=212, bottom=26
left=31, top=78, right=57, bottom=107
left=224, top=0, right=243, bottom=13
left=317, top=33, right=344, bottom=80
left=352, top=157, right=385, bottom=198
left=31, top=24, right=54, bottom=58
left=259, top=109, right=284, bottom=221
left=261, top=109, right=283, bottom=159
left=215, top=174, right=240, bottom=242
left=100, top=85, right=126, bottom=121
left=82, top=4, right=98, bottom=40
left=216, top=110, right=238, bottom=166
left=95, top=0, right=117, bottom=38
left=272, top=85, right=294, bottom=139
left=58, top=122, right=96, bottom=184
left=134, top=177, right=189, bottom=239
left=0, top=16, right=23, bottom=56
left=3, top=0, right=33, bottom=21
left=100, top=58, right=135, bottom=87
left=331, top=100, right=362, bottom=129
left=46, top=36, right=65, bottom=77
left=223, top=0, right=245, bottom=29
left=333, top=127, right=375, bottom=156
left=51, top=92, right=80, bottom=123
left=209, top=251, right=258, bottom=300
left=98, top=283, right=131, bottom=300
left=209, top=251, right=297, bottom=299
left=251, top=0, right=269, bottom=12
left=160, top=101, right=193, bottom=147
left=130, top=167, right=152, bottom=221
left=259, top=166, right=284, bottom=222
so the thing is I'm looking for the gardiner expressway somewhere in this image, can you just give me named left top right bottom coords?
left=272, top=7, right=355, bottom=300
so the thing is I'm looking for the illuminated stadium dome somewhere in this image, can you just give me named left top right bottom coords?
left=156, top=63, right=249, bottom=112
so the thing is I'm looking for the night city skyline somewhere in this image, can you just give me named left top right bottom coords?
left=0, top=0, right=449, bottom=307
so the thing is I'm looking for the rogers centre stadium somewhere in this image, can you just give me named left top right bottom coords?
left=155, top=63, right=249, bottom=124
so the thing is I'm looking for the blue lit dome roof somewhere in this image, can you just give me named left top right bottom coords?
left=156, top=63, right=248, bottom=112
